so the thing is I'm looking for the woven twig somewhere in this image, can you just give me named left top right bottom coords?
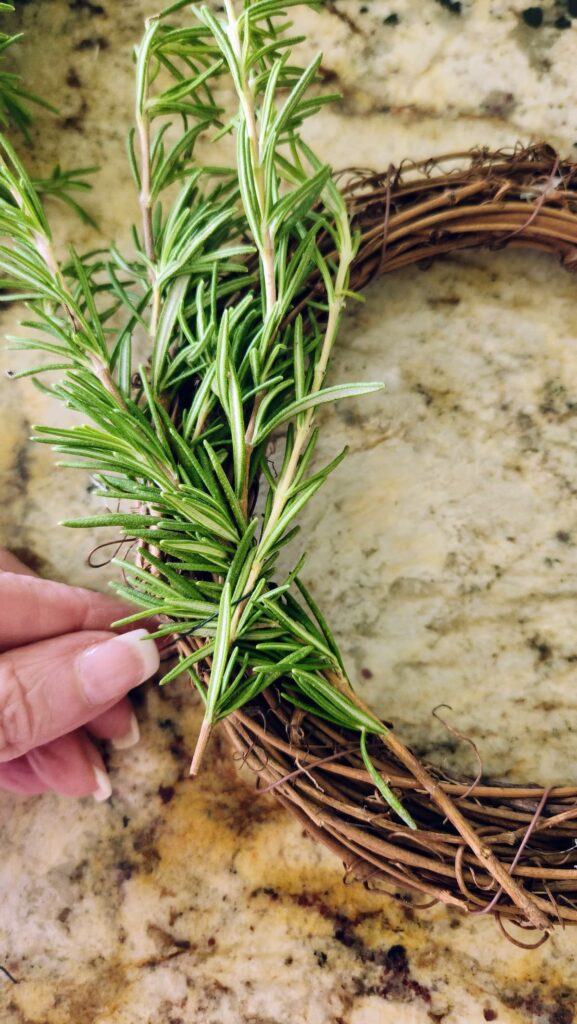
left=181, top=144, right=577, bottom=936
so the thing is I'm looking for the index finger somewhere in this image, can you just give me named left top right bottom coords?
left=0, top=572, right=146, bottom=651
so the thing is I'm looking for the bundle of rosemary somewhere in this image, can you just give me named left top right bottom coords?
left=2, top=0, right=414, bottom=828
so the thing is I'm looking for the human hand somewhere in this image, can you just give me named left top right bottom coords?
left=0, top=549, right=160, bottom=801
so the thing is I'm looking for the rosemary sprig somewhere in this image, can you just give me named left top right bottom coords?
left=2, top=0, right=415, bottom=829
left=0, top=4, right=98, bottom=222
left=0, top=2, right=56, bottom=140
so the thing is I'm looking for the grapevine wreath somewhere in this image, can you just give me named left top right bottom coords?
left=6, top=1, right=577, bottom=941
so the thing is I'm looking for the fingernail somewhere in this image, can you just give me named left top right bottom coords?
left=92, top=765, right=112, bottom=803
left=111, top=712, right=140, bottom=750
left=78, top=628, right=160, bottom=707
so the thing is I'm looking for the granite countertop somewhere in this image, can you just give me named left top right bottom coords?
left=3, top=2, right=577, bottom=1022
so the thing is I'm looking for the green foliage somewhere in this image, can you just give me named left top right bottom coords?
left=1, top=0, right=413, bottom=827
left=0, top=2, right=55, bottom=140
left=30, top=165, right=99, bottom=228
left=0, top=4, right=97, bottom=221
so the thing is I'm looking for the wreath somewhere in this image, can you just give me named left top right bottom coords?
left=217, top=145, right=577, bottom=944
left=4, top=1, right=577, bottom=942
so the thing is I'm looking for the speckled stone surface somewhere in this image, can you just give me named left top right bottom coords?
left=3, top=2, right=577, bottom=1022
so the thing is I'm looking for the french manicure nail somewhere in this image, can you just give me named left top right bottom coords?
left=111, top=712, right=140, bottom=750
left=92, top=765, right=112, bottom=803
left=78, top=629, right=160, bottom=707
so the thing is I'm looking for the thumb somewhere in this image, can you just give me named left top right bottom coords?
left=0, top=628, right=159, bottom=763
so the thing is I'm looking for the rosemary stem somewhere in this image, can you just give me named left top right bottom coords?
left=224, top=0, right=276, bottom=313
left=230, top=232, right=352, bottom=637
left=31, top=225, right=129, bottom=409
left=225, top=0, right=277, bottom=520
left=195, top=2, right=284, bottom=757
left=136, top=106, right=162, bottom=342
left=150, top=277, right=161, bottom=338
left=189, top=717, right=213, bottom=776
left=137, top=108, right=155, bottom=264
left=89, top=355, right=128, bottom=408
left=253, top=237, right=352, bottom=559
left=135, top=27, right=162, bottom=344
left=32, top=229, right=80, bottom=332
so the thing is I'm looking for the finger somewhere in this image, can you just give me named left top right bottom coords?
left=0, top=549, right=38, bottom=577
left=27, top=730, right=110, bottom=799
left=0, top=572, right=156, bottom=651
left=0, top=733, right=111, bottom=800
left=87, top=698, right=140, bottom=748
left=0, top=628, right=159, bottom=763
left=0, top=754, right=49, bottom=795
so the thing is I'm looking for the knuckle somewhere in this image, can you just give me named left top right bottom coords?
left=0, top=655, right=37, bottom=759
